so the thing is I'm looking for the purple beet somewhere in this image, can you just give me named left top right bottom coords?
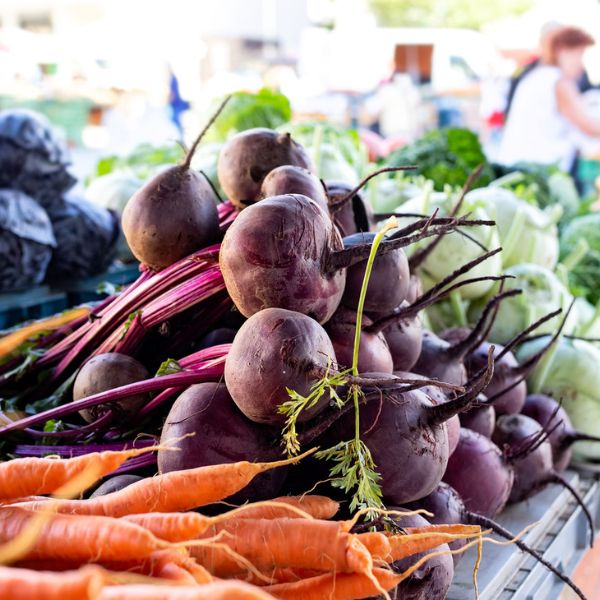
left=260, top=165, right=329, bottom=213
left=459, top=397, right=496, bottom=438
left=522, top=394, right=600, bottom=473
left=325, top=180, right=373, bottom=236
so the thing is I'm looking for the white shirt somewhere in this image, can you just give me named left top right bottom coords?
left=498, top=66, right=577, bottom=171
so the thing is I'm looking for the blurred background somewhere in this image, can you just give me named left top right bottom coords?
left=2, top=0, right=600, bottom=179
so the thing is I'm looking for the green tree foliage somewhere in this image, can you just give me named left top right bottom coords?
left=368, top=0, right=533, bottom=30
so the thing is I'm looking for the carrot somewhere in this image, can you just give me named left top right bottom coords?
left=190, top=519, right=373, bottom=577
left=265, top=567, right=401, bottom=600
left=14, top=450, right=315, bottom=517
left=0, top=508, right=167, bottom=562
left=356, top=531, right=392, bottom=562
left=0, top=446, right=159, bottom=500
left=230, top=496, right=339, bottom=521
left=0, top=307, right=89, bottom=360
left=0, top=564, right=105, bottom=600
left=97, top=581, right=277, bottom=599
left=384, top=524, right=482, bottom=562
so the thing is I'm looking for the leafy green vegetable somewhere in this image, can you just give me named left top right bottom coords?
left=560, top=213, right=600, bottom=304
left=385, top=128, right=493, bottom=191
left=94, top=144, right=183, bottom=180
left=155, top=358, right=183, bottom=378
left=204, top=88, right=292, bottom=143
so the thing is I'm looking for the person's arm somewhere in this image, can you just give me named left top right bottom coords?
left=556, top=77, right=600, bottom=136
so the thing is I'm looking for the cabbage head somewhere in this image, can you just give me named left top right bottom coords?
left=466, top=186, right=559, bottom=269
left=469, top=263, right=576, bottom=344
left=517, top=336, right=600, bottom=460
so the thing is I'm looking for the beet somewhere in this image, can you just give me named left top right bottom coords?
left=408, top=482, right=587, bottom=598
left=379, top=307, right=423, bottom=372
left=89, top=474, right=142, bottom=498
left=443, top=428, right=514, bottom=518
left=224, top=308, right=336, bottom=425
left=218, top=128, right=312, bottom=209
left=195, top=328, right=237, bottom=351
left=522, top=394, right=600, bottom=473
left=158, top=382, right=286, bottom=501
left=220, top=194, right=346, bottom=323
left=492, top=413, right=594, bottom=545
left=260, top=165, right=328, bottom=212
left=122, top=116, right=221, bottom=271
left=73, top=353, right=149, bottom=423
left=459, top=400, right=496, bottom=438
left=325, top=180, right=373, bottom=236
left=341, top=232, right=410, bottom=314
left=325, top=307, right=393, bottom=373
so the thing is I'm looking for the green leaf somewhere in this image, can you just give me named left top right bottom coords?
left=96, top=281, right=124, bottom=296
left=119, top=310, right=142, bottom=341
left=155, top=358, right=183, bottom=377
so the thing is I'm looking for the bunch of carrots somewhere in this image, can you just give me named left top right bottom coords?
left=0, top=445, right=484, bottom=600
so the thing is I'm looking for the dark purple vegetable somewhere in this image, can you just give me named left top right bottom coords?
left=320, top=357, right=493, bottom=504
left=376, top=303, right=423, bottom=372
left=387, top=511, right=454, bottom=599
left=522, top=394, right=600, bottom=473
left=407, top=482, right=587, bottom=599
left=218, top=128, right=313, bottom=209
left=260, top=165, right=328, bottom=212
left=0, top=108, right=76, bottom=210
left=0, top=188, right=55, bottom=291
left=443, top=428, right=514, bottom=518
left=122, top=102, right=227, bottom=271
left=195, top=328, right=237, bottom=351
left=341, top=232, right=410, bottom=314
left=45, top=194, right=119, bottom=280
left=325, top=307, right=393, bottom=373
left=73, top=353, right=150, bottom=423
left=158, top=382, right=286, bottom=501
left=325, top=180, right=373, bottom=236
left=89, top=474, right=143, bottom=498
left=459, top=397, right=495, bottom=438
left=492, top=413, right=594, bottom=545
left=224, top=308, right=336, bottom=425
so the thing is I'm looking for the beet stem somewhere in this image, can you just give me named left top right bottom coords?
left=427, top=346, right=495, bottom=426
left=464, top=511, right=586, bottom=600
left=568, top=431, right=600, bottom=445
left=409, top=164, right=484, bottom=270
left=182, top=94, right=231, bottom=170
left=330, top=166, right=418, bottom=211
left=547, top=472, right=595, bottom=548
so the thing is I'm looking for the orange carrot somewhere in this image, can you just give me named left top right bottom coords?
left=231, top=496, right=339, bottom=521
left=14, top=451, right=314, bottom=517
left=98, top=581, right=277, bottom=599
left=122, top=513, right=211, bottom=543
left=356, top=531, right=392, bottom=562
left=0, top=447, right=158, bottom=500
left=0, top=564, right=105, bottom=600
left=265, top=567, right=401, bottom=600
left=0, top=508, right=167, bottom=562
left=190, top=519, right=373, bottom=577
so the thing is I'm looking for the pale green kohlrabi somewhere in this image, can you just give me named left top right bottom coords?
left=465, top=186, right=560, bottom=270
left=517, top=336, right=600, bottom=460
left=394, top=190, right=502, bottom=300
left=368, top=174, right=433, bottom=214
left=469, top=263, right=577, bottom=345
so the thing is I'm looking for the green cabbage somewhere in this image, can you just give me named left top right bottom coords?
left=560, top=213, right=600, bottom=303
left=469, top=263, right=576, bottom=344
left=465, top=186, right=560, bottom=269
left=517, top=336, right=600, bottom=460
left=395, top=191, right=502, bottom=300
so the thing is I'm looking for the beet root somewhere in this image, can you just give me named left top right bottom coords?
left=218, top=128, right=312, bottom=209
left=341, top=232, right=410, bottom=314
left=89, top=474, right=143, bottom=498
left=158, top=382, right=286, bottom=501
left=260, top=165, right=328, bottom=213
left=459, top=400, right=496, bottom=438
left=325, top=180, right=374, bottom=236
left=443, top=428, right=514, bottom=518
left=325, top=307, right=393, bottom=373
left=122, top=166, right=219, bottom=271
left=73, top=353, right=150, bottom=423
left=220, top=194, right=346, bottom=323
left=224, top=308, right=336, bottom=425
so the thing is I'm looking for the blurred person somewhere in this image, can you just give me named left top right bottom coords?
left=168, top=67, right=190, bottom=140
left=498, top=27, right=600, bottom=174
left=505, top=22, right=597, bottom=118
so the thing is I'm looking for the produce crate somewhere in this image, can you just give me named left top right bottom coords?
left=449, top=471, right=599, bottom=599
left=0, top=265, right=139, bottom=330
